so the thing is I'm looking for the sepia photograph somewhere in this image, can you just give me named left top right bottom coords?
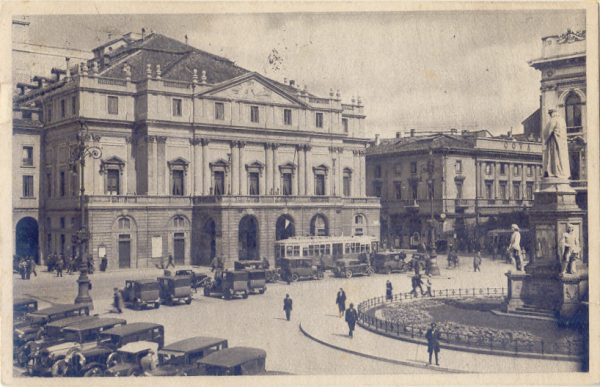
left=1, top=2, right=598, bottom=385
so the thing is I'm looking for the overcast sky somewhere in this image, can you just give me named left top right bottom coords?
left=20, top=11, right=585, bottom=137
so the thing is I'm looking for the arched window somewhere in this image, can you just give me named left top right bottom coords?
left=118, top=217, right=130, bottom=229
left=173, top=216, right=185, bottom=228
left=564, top=93, right=582, bottom=132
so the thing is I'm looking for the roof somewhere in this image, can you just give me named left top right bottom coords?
left=129, top=279, right=158, bottom=285
left=367, top=133, right=477, bottom=156
left=198, top=347, right=266, bottom=368
left=14, top=297, right=37, bottom=306
left=62, top=317, right=126, bottom=332
left=160, top=337, right=227, bottom=354
left=30, top=304, right=88, bottom=316
left=45, top=315, right=97, bottom=329
left=102, top=322, right=162, bottom=336
left=118, top=341, right=160, bottom=354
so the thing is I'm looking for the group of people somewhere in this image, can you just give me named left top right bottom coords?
left=15, top=256, right=37, bottom=280
left=45, top=253, right=97, bottom=277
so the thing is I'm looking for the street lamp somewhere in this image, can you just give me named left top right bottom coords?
left=69, top=121, right=102, bottom=309
left=426, top=148, right=441, bottom=276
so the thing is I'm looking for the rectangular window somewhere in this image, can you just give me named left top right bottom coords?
left=513, top=182, right=521, bottom=200
left=499, top=182, right=507, bottom=200
left=485, top=163, right=492, bottom=175
left=411, top=184, right=418, bottom=200
left=60, top=99, right=66, bottom=118
left=374, top=165, right=382, bottom=178
left=485, top=181, right=494, bottom=200
left=46, top=172, right=52, bottom=197
left=107, top=169, right=120, bottom=195
left=284, top=109, right=292, bottom=125
left=249, top=172, right=260, bottom=195
left=343, top=176, right=351, bottom=197
left=315, top=112, right=324, bottom=128
left=250, top=106, right=259, bottom=123
left=411, top=161, right=417, bottom=174
left=374, top=183, right=382, bottom=198
left=315, top=174, right=325, bottom=196
left=71, top=96, right=77, bottom=115
left=71, top=173, right=78, bottom=196
left=215, top=102, right=225, bottom=120
left=456, top=182, right=463, bottom=199
left=455, top=160, right=462, bottom=174
left=60, top=217, right=65, bottom=229
left=172, top=170, right=184, bottom=196
left=107, top=96, right=119, bottom=115
left=526, top=183, right=534, bottom=200
left=500, top=163, right=507, bottom=175
left=527, top=165, right=533, bottom=177
left=342, top=118, right=348, bottom=132
left=22, top=146, right=33, bottom=166
left=59, top=171, right=66, bottom=197
left=214, top=171, right=225, bottom=195
left=282, top=173, right=292, bottom=195
left=47, top=233, right=52, bottom=252
left=22, top=175, right=34, bottom=197
left=394, top=182, right=402, bottom=200
left=172, top=98, right=182, bottom=116
left=60, top=234, right=66, bottom=255
left=513, top=165, right=520, bottom=176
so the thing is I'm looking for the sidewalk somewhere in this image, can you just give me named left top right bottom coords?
left=299, top=310, right=581, bottom=373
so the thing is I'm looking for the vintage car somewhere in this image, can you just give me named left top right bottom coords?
left=158, top=276, right=193, bottom=305
left=175, top=269, right=210, bottom=290
left=333, top=259, right=374, bottom=278
left=45, top=322, right=165, bottom=377
left=14, top=304, right=90, bottom=348
left=104, top=341, right=160, bottom=377
left=279, top=257, right=324, bottom=282
left=233, top=260, right=280, bottom=283
left=203, top=270, right=249, bottom=300
left=196, top=347, right=267, bottom=376
left=146, top=336, right=229, bottom=376
left=372, top=250, right=415, bottom=274
left=122, top=279, right=161, bottom=310
left=27, top=317, right=127, bottom=376
left=14, top=298, right=38, bottom=320
left=15, top=314, right=97, bottom=367
left=246, top=269, right=267, bottom=294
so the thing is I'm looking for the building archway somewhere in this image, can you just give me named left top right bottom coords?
left=276, top=215, right=295, bottom=241
left=310, top=213, right=329, bottom=236
left=15, top=217, right=39, bottom=263
left=198, top=218, right=217, bottom=265
left=239, top=215, right=259, bottom=260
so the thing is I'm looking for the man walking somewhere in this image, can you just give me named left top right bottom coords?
left=55, top=256, right=63, bottom=277
left=507, top=224, right=522, bottom=271
left=336, top=288, right=347, bottom=318
left=411, top=274, right=424, bottom=297
left=385, top=280, right=393, bottom=301
left=166, top=254, right=175, bottom=269
left=30, top=257, right=37, bottom=277
left=283, top=294, right=293, bottom=321
left=345, top=303, right=358, bottom=338
left=113, top=288, right=123, bottom=313
left=425, top=275, right=433, bottom=297
left=425, top=322, right=441, bottom=366
left=473, top=251, right=482, bottom=272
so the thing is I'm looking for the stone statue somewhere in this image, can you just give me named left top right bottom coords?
left=543, top=109, right=570, bottom=179
left=560, top=224, right=580, bottom=274
left=507, top=224, right=523, bottom=271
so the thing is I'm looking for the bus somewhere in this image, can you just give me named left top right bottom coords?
left=274, top=235, right=379, bottom=269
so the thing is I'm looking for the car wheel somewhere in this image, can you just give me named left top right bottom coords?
left=242, top=291, right=249, bottom=299
left=259, top=288, right=266, bottom=294
left=16, top=348, right=29, bottom=367
left=291, top=273, right=299, bottom=282
left=367, top=267, right=374, bottom=276
left=128, top=369, right=142, bottom=377
left=83, top=366, right=104, bottom=377
left=344, top=270, right=353, bottom=279
left=203, top=287, right=210, bottom=296
left=224, top=289, right=232, bottom=300
left=51, top=359, right=69, bottom=377
left=185, top=297, right=192, bottom=304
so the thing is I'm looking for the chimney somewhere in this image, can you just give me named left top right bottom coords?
left=395, top=131, right=401, bottom=138
left=185, top=34, right=188, bottom=45
left=289, top=80, right=295, bottom=87
left=462, top=129, right=468, bottom=135
left=410, top=129, right=416, bottom=137
left=141, top=28, right=146, bottom=40
left=65, top=57, right=71, bottom=80
left=450, top=128, right=457, bottom=135
left=375, top=134, right=381, bottom=145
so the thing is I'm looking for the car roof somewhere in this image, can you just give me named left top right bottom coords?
left=198, top=347, right=266, bottom=368
left=102, top=322, right=162, bottom=336
left=45, top=315, right=97, bottom=328
left=30, top=304, right=87, bottom=316
left=63, top=317, right=127, bottom=332
left=118, top=341, right=159, bottom=354
left=14, top=297, right=37, bottom=305
left=158, top=275, right=190, bottom=280
left=160, top=337, right=227, bottom=354
left=128, top=279, right=158, bottom=284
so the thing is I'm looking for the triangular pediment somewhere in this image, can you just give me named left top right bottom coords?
left=103, top=156, right=126, bottom=165
left=168, top=157, right=190, bottom=166
left=199, top=73, right=307, bottom=107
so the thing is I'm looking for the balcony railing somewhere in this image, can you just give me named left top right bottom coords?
left=381, top=198, right=534, bottom=212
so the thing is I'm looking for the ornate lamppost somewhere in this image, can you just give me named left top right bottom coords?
left=426, top=148, right=440, bottom=275
left=69, top=121, right=102, bottom=309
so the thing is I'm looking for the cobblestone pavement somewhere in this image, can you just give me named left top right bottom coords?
left=12, top=254, right=580, bottom=374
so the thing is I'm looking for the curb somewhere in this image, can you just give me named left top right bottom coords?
left=298, top=322, right=464, bottom=373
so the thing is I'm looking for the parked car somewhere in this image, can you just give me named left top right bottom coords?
left=146, top=336, right=229, bottom=376
left=279, top=257, right=323, bottom=282
left=47, top=322, right=165, bottom=377
left=196, top=347, right=267, bottom=376
left=15, top=315, right=97, bottom=367
left=14, top=298, right=38, bottom=320
left=158, top=276, right=193, bottom=305
left=246, top=269, right=267, bottom=294
left=372, top=250, right=414, bottom=274
left=203, top=270, right=249, bottom=300
left=14, top=304, right=90, bottom=348
left=122, top=279, right=160, bottom=310
left=175, top=269, right=210, bottom=291
left=233, top=260, right=280, bottom=283
left=104, top=341, right=160, bottom=377
left=27, top=317, right=127, bottom=376
left=333, top=259, right=374, bottom=278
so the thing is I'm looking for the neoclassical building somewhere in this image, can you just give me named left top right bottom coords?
left=13, top=32, right=380, bottom=269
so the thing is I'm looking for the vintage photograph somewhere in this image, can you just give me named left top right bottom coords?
left=3, top=3, right=597, bottom=384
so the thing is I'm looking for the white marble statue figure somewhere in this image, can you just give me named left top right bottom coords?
left=560, top=224, right=580, bottom=275
left=543, top=109, right=570, bottom=179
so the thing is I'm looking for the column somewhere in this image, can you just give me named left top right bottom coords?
left=305, top=145, right=313, bottom=196
left=231, top=141, right=238, bottom=195
left=521, top=163, right=526, bottom=200
left=330, top=147, right=336, bottom=196
left=157, top=136, right=167, bottom=195
left=477, top=162, right=483, bottom=198
left=265, top=143, right=273, bottom=195
left=126, top=137, right=136, bottom=194
left=272, top=144, right=279, bottom=195
left=352, top=150, right=359, bottom=196
left=202, top=140, right=210, bottom=195
left=507, top=162, right=512, bottom=201
left=192, top=139, right=203, bottom=195
left=239, top=142, right=246, bottom=195
left=147, top=136, right=157, bottom=195
left=297, top=145, right=305, bottom=195
left=338, top=148, right=344, bottom=197
left=359, top=151, right=366, bottom=197
left=494, top=162, right=499, bottom=200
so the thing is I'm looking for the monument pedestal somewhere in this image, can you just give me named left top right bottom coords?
left=503, top=178, right=586, bottom=321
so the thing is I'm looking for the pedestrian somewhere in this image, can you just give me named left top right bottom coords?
left=25, top=257, right=32, bottom=279
left=507, top=224, right=523, bottom=271
left=345, top=303, right=358, bottom=338
left=283, top=294, right=293, bottom=321
left=425, top=322, right=441, bottom=366
left=336, top=288, right=347, bottom=317
left=166, top=254, right=175, bottom=269
left=100, top=255, right=108, bottom=272
left=473, top=251, right=482, bottom=272
left=113, top=287, right=123, bottom=313
left=425, top=275, right=433, bottom=297
left=56, top=257, right=63, bottom=277
left=411, top=274, right=424, bottom=297
left=385, top=280, right=393, bottom=301
left=262, top=256, right=270, bottom=270
left=30, top=257, right=37, bottom=277
left=19, top=257, right=26, bottom=280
